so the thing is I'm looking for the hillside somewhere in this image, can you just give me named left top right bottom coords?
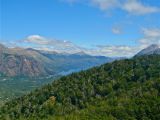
left=0, top=55, right=160, bottom=120
left=0, top=44, right=113, bottom=77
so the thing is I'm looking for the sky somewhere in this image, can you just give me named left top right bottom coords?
left=0, top=0, right=160, bottom=57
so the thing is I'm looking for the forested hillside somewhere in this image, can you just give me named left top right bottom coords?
left=0, top=55, right=160, bottom=120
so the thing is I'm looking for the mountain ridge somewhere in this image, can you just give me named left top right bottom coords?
left=0, top=44, right=114, bottom=77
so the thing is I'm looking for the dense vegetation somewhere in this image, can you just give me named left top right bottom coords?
left=0, top=55, right=160, bottom=120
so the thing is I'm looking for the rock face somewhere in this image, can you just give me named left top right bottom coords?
left=0, top=54, right=46, bottom=76
left=135, top=44, right=160, bottom=56
left=0, top=45, right=47, bottom=76
left=0, top=44, right=113, bottom=77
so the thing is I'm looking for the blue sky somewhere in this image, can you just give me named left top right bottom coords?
left=0, top=0, right=160, bottom=56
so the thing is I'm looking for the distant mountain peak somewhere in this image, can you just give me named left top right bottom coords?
left=146, top=44, right=159, bottom=50
left=74, top=51, right=88, bottom=56
left=135, top=44, right=160, bottom=56
left=26, top=48, right=36, bottom=51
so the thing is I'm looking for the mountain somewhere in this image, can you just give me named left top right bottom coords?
left=1, top=55, right=159, bottom=120
left=0, top=45, right=52, bottom=77
left=0, top=44, right=113, bottom=77
left=135, top=44, right=160, bottom=56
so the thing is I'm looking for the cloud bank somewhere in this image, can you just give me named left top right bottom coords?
left=9, top=27, right=159, bottom=57
left=24, top=35, right=83, bottom=54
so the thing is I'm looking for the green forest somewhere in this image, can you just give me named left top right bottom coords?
left=0, top=55, right=160, bottom=120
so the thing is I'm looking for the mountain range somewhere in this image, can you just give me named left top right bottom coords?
left=1, top=43, right=159, bottom=77
left=0, top=44, right=114, bottom=77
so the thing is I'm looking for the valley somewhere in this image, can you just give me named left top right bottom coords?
left=0, top=75, right=60, bottom=106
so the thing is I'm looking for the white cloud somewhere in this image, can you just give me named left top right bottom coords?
left=62, top=0, right=160, bottom=15
left=24, top=35, right=83, bottom=54
left=91, top=0, right=120, bottom=10
left=139, top=28, right=160, bottom=47
left=142, top=28, right=160, bottom=38
left=123, top=0, right=160, bottom=15
left=86, top=45, right=143, bottom=57
left=25, top=35, right=49, bottom=45
left=24, top=35, right=137, bottom=57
